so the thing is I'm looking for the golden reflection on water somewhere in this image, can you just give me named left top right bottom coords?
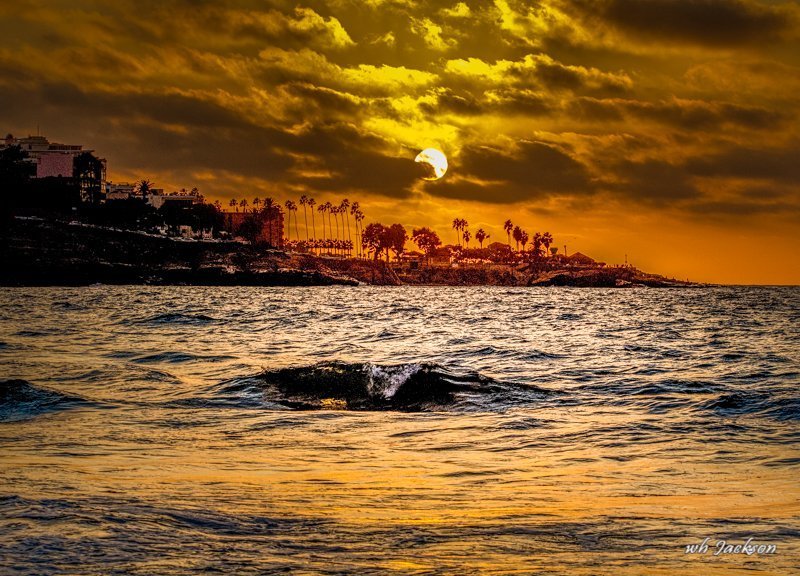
left=2, top=404, right=798, bottom=574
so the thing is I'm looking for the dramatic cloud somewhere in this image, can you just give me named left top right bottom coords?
left=1, top=0, right=798, bottom=282
left=564, top=0, right=795, bottom=47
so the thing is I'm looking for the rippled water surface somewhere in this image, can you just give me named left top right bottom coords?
left=1, top=286, right=799, bottom=574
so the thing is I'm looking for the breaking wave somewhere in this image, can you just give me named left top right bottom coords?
left=215, top=361, right=554, bottom=412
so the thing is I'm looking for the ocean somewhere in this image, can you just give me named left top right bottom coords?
left=1, top=286, right=798, bottom=574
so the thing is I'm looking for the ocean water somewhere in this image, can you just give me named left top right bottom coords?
left=0, top=286, right=798, bottom=574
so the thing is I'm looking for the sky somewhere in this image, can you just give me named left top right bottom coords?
left=1, top=0, right=799, bottom=284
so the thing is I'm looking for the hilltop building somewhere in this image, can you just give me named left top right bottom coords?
left=3, top=133, right=103, bottom=177
left=2, top=133, right=106, bottom=202
left=105, top=182, right=135, bottom=201
left=147, top=190, right=203, bottom=209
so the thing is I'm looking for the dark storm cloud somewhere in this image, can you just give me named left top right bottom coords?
left=516, top=58, right=631, bottom=95
left=565, top=0, right=793, bottom=47
left=433, top=140, right=595, bottom=203
left=610, top=158, right=699, bottom=204
left=122, top=118, right=420, bottom=198
left=686, top=198, right=800, bottom=219
left=686, top=143, right=800, bottom=182
left=10, top=82, right=254, bottom=131
left=568, top=97, right=784, bottom=131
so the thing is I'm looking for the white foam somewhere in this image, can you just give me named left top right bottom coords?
left=365, top=363, right=423, bottom=399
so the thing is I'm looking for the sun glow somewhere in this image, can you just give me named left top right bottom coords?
left=415, top=148, right=448, bottom=180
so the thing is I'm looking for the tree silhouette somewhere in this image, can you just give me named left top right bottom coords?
left=532, top=232, right=543, bottom=259
left=463, top=229, right=471, bottom=248
left=136, top=179, right=153, bottom=202
left=73, top=152, right=104, bottom=204
left=317, top=202, right=327, bottom=249
left=308, top=198, right=317, bottom=244
left=475, top=228, right=488, bottom=248
left=350, top=201, right=360, bottom=258
left=504, top=219, right=513, bottom=247
left=340, top=199, right=351, bottom=254
left=387, top=223, right=408, bottom=261
left=262, top=197, right=276, bottom=246
left=354, top=209, right=365, bottom=258
left=412, top=227, right=442, bottom=265
left=324, top=202, right=333, bottom=250
left=284, top=200, right=294, bottom=241
left=520, top=230, right=530, bottom=252
left=512, top=225, right=522, bottom=251
left=229, top=198, right=238, bottom=212
left=362, top=222, right=387, bottom=260
left=541, top=231, right=553, bottom=257
left=299, top=195, right=309, bottom=241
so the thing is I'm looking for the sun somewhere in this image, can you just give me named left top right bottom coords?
left=415, top=148, right=448, bottom=180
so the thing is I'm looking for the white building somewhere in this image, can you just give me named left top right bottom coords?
left=105, top=182, right=136, bottom=201
left=147, top=191, right=203, bottom=209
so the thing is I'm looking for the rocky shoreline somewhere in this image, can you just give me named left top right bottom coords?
left=1, top=219, right=698, bottom=288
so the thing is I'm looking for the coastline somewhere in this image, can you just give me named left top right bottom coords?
left=1, top=218, right=699, bottom=288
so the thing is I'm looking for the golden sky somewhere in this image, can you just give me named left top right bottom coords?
left=2, top=0, right=799, bottom=283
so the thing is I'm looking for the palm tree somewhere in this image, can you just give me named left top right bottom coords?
left=262, top=197, right=276, bottom=246
left=229, top=198, right=238, bottom=212
left=318, top=202, right=327, bottom=251
left=240, top=198, right=249, bottom=213
left=520, top=230, right=530, bottom=252
left=136, top=179, right=153, bottom=201
left=512, top=225, right=522, bottom=251
left=340, top=199, right=351, bottom=253
left=253, top=197, right=261, bottom=211
left=354, top=209, right=365, bottom=258
left=299, top=195, right=309, bottom=241
left=308, top=198, right=317, bottom=243
left=532, top=232, right=543, bottom=259
left=541, top=232, right=553, bottom=257
left=350, top=202, right=360, bottom=257
left=325, top=202, right=334, bottom=250
left=463, top=229, right=471, bottom=248
left=284, top=200, right=294, bottom=241
left=504, top=219, right=513, bottom=247
left=452, top=218, right=461, bottom=247
left=475, top=228, right=488, bottom=248
left=291, top=201, right=299, bottom=242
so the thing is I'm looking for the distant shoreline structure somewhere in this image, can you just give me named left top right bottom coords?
left=1, top=218, right=699, bottom=288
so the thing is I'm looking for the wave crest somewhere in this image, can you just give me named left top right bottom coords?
left=0, top=380, right=90, bottom=422
left=219, top=362, right=550, bottom=411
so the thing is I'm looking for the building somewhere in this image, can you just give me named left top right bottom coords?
left=105, top=182, right=135, bottom=201
left=147, top=189, right=204, bottom=209
left=223, top=209, right=284, bottom=247
left=2, top=133, right=102, bottom=178
left=2, top=133, right=106, bottom=202
left=567, top=252, right=597, bottom=267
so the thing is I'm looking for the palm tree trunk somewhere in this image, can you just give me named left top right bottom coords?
left=294, top=211, right=299, bottom=243
left=346, top=214, right=352, bottom=257
left=303, top=206, right=308, bottom=241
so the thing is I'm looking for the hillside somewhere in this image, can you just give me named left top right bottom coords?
left=1, top=218, right=697, bottom=288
